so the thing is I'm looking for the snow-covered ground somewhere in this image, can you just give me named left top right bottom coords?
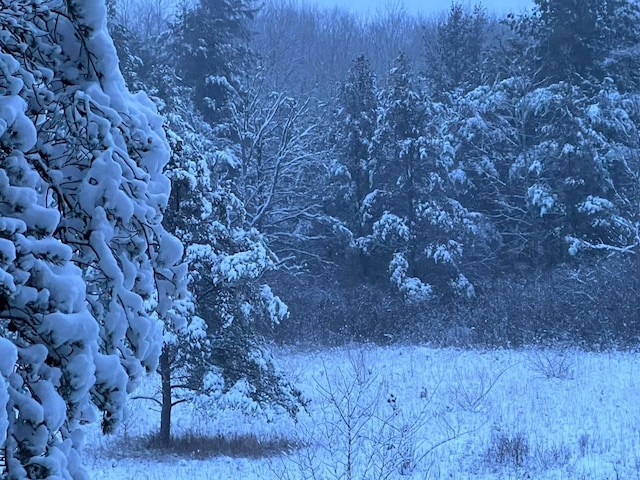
left=85, top=345, right=640, bottom=479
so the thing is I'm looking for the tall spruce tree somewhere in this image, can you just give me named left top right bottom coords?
left=356, top=54, right=485, bottom=301
left=332, top=55, right=379, bottom=242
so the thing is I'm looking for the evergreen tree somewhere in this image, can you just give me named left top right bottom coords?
left=0, top=0, right=185, bottom=476
left=358, top=54, right=485, bottom=301
left=425, top=3, right=488, bottom=97
left=107, top=2, right=305, bottom=442
left=158, top=98, right=303, bottom=443
left=508, top=0, right=640, bottom=87
left=174, top=0, right=257, bottom=125
left=332, top=55, right=379, bottom=241
left=565, top=83, right=640, bottom=258
left=450, top=76, right=640, bottom=271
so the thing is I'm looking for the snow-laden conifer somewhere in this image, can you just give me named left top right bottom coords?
left=0, top=1, right=185, bottom=477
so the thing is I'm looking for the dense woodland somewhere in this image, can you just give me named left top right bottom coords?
left=115, top=0, right=640, bottom=440
left=111, top=0, right=640, bottom=346
left=107, top=0, right=640, bottom=445
left=2, top=0, right=640, bottom=477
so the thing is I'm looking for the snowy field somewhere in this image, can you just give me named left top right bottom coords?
left=85, top=346, right=640, bottom=479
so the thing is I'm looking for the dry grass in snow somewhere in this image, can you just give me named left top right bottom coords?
left=85, top=345, right=640, bottom=479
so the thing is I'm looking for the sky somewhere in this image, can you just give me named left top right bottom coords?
left=307, top=0, right=533, bottom=18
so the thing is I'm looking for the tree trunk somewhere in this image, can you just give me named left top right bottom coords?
left=159, top=347, right=172, bottom=446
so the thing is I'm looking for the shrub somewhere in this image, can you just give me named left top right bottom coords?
left=486, top=428, right=529, bottom=469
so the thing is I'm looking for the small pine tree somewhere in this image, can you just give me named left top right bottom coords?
left=158, top=101, right=304, bottom=442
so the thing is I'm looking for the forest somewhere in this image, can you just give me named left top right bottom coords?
left=1, top=0, right=640, bottom=478
left=110, top=0, right=640, bottom=349
left=111, top=0, right=640, bottom=345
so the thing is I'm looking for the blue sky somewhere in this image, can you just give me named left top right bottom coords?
left=307, top=0, right=533, bottom=17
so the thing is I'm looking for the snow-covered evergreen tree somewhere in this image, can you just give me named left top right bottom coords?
left=332, top=55, right=379, bottom=240
left=439, top=0, right=640, bottom=311
left=158, top=98, right=303, bottom=442
left=106, top=5, right=305, bottom=441
left=356, top=54, right=486, bottom=301
left=507, top=0, right=640, bottom=87
left=564, top=84, right=640, bottom=256
left=0, top=0, right=185, bottom=477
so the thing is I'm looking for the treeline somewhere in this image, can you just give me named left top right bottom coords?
left=110, top=0, right=640, bottom=349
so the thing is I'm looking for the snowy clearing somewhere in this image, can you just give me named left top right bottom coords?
left=85, top=346, right=640, bottom=479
